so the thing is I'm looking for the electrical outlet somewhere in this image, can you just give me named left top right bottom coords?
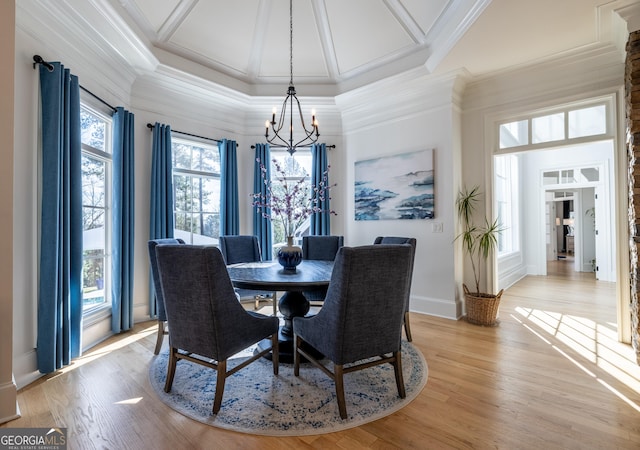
left=432, top=222, right=443, bottom=233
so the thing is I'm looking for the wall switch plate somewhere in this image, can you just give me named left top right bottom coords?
left=432, top=222, right=443, bottom=233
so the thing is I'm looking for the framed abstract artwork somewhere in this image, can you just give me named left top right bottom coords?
left=354, top=149, right=434, bottom=220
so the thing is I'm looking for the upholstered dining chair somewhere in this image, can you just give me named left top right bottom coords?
left=148, top=238, right=185, bottom=355
left=301, top=235, right=344, bottom=304
left=218, top=235, right=277, bottom=315
left=373, top=236, right=417, bottom=342
left=293, top=244, right=413, bottom=419
left=155, top=244, right=279, bottom=415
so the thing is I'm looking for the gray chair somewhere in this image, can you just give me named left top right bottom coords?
left=155, top=244, right=279, bottom=415
left=293, top=244, right=413, bottom=419
left=218, top=235, right=277, bottom=315
left=148, top=238, right=185, bottom=355
left=301, top=235, right=344, bottom=303
left=373, top=236, right=417, bottom=342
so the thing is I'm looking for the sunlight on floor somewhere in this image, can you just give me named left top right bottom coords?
left=49, top=324, right=157, bottom=378
left=513, top=306, right=640, bottom=411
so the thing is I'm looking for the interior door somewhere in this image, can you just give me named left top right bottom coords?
left=545, top=197, right=557, bottom=261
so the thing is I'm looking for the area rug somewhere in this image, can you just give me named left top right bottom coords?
left=148, top=340, right=428, bottom=436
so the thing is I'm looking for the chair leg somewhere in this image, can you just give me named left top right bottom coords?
left=334, top=364, right=348, bottom=420
left=393, top=350, right=406, bottom=399
left=213, top=360, right=227, bottom=415
left=272, top=292, right=278, bottom=317
left=154, top=320, right=166, bottom=355
left=293, top=335, right=301, bottom=376
left=404, top=311, right=413, bottom=342
left=164, top=347, right=178, bottom=393
left=271, top=333, right=279, bottom=375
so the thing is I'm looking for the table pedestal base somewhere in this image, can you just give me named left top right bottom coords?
left=257, top=290, right=322, bottom=363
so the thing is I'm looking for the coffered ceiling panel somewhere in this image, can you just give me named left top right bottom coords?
left=37, top=0, right=619, bottom=95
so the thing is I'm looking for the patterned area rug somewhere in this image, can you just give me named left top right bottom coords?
left=148, top=340, right=428, bottom=436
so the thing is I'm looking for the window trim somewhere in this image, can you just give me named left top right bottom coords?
left=80, top=103, right=113, bottom=316
left=496, top=98, right=613, bottom=154
left=171, top=135, right=221, bottom=245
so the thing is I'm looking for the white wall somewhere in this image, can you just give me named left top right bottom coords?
left=336, top=70, right=465, bottom=319
left=0, top=0, right=18, bottom=425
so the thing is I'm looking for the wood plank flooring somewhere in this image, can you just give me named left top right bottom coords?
left=4, top=261, right=640, bottom=449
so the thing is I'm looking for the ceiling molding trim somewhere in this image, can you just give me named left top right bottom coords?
left=612, top=0, right=640, bottom=33
left=336, top=68, right=465, bottom=132
left=16, top=1, right=136, bottom=106
left=424, top=0, right=492, bottom=73
left=311, top=0, right=339, bottom=79
left=462, top=43, right=624, bottom=113
left=383, top=0, right=425, bottom=43
left=85, top=0, right=159, bottom=73
left=155, top=0, right=198, bottom=42
left=246, top=0, right=272, bottom=79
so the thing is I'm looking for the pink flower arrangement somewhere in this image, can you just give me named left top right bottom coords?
left=252, top=158, right=336, bottom=237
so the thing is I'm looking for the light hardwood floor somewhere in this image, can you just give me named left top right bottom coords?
left=4, top=261, right=640, bottom=449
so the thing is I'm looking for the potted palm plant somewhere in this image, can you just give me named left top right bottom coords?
left=456, top=186, right=504, bottom=326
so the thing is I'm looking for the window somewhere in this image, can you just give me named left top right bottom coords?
left=269, top=150, right=312, bottom=248
left=81, top=106, right=111, bottom=312
left=532, top=112, right=564, bottom=143
left=494, top=154, right=519, bottom=255
left=568, top=105, right=606, bottom=139
left=172, top=138, right=221, bottom=244
left=499, top=120, right=528, bottom=149
left=498, top=102, right=608, bottom=150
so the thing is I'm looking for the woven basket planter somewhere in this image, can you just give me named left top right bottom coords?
left=463, top=284, right=504, bottom=326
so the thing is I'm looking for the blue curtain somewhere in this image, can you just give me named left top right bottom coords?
left=219, top=139, right=239, bottom=236
left=149, top=123, right=173, bottom=316
left=310, top=143, right=331, bottom=235
left=253, top=143, right=272, bottom=260
left=37, top=62, right=83, bottom=374
left=111, top=108, right=135, bottom=333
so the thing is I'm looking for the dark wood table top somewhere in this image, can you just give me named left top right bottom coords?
left=227, top=260, right=334, bottom=291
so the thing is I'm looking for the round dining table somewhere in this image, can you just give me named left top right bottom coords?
left=227, top=259, right=334, bottom=362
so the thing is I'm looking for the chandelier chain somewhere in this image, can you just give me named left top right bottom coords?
left=289, top=0, right=293, bottom=86
left=264, top=0, right=320, bottom=155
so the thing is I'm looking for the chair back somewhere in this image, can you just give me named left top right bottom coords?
left=302, top=235, right=344, bottom=261
left=373, top=236, right=416, bottom=312
left=219, top=235, right=263, bottom=264
left=318, top=244, right=413, bottom=364
left=148, top=238, right=185, bottom=321
left=155, top=245, right=261, bottom=361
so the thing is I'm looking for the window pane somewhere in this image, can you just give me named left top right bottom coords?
left=569, top=105, right=606, bottom=138
left=82, top=155, right=105, bottom=208
left=499, top=120, right=528, bottom=149
left=81, top=105, right=111, bottom=313
left=172, top=139, right=221, bottom=244
left=80, top=110, right=106, bottom=151
left=201, top=177, right=220, bottom=212
left=543, top=171, right=559, bottom=185
left=561, top=170, right=575, bottom=184
left=173, top=175, right=191, bottom=212
left=532, top=113, right=564, bottom=143
left=83, top=253, right=105, bottom=309
left=580, top=167, right=599, bottom=182
left=173, top=143, right=191, bottom=170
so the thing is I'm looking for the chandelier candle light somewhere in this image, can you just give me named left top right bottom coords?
left=264, top=0, right=319, bottom=156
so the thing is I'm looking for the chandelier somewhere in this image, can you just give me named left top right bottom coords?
left=264, top=0, right=319, bottom=156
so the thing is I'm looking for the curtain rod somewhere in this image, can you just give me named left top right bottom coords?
left=146, top=123, right=220, bottom=143
left=250, top=144, right=336, bottom=149
left=33, top=55, right=118, bottom=113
